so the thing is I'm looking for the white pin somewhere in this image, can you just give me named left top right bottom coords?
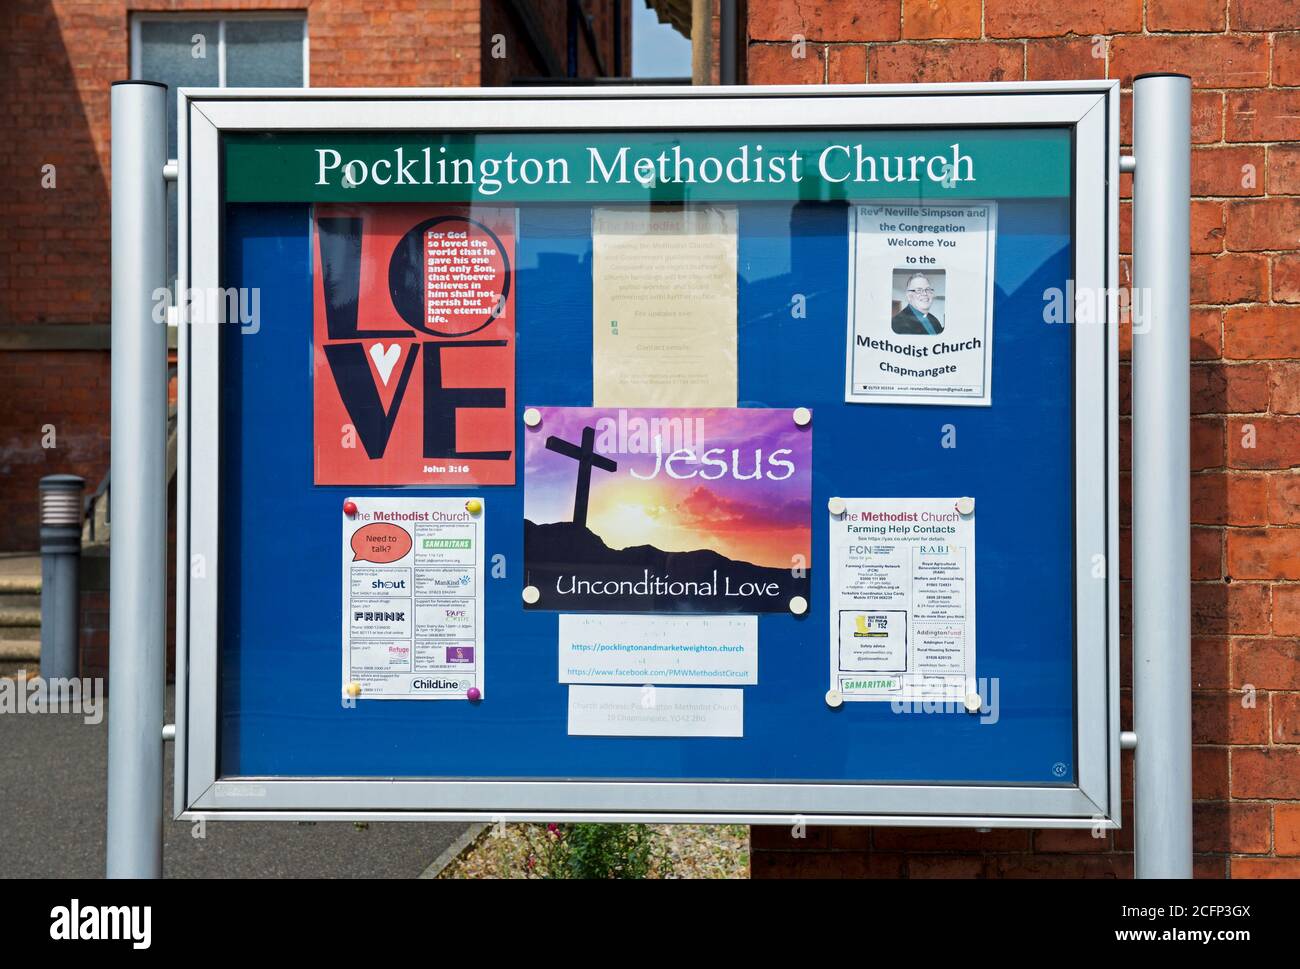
left=522, top=585, right=540, bottom=605
left=523, top=408, right=542, bottom=428
left=964, top=693, right=982, bottom=713
left=825, top=689, right=843, bottom=708
left=792, top=406, right=812, bottom=427
left=789, top=595, right=808, bottom=615
left=956, top=496, right=975, bottom=516
left=827, top=496, right=846, bottom=517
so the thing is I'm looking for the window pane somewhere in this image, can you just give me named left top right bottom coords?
left=225, top=20, right=305, bottom=87
left=137, top=19, right=220, bottom=159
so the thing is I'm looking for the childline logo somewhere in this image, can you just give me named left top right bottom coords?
left=0, top=673, right=103, bottom=725
left=49, top=899, right=151, bottom=949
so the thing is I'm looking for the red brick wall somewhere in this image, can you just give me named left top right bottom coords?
left=1, top=2, right=631, bottom=552
left=2, top=2, right=113, bottom=332
left=2, top=0, right=483, bottom=323
left=301, top=0, right=481, bottom=86
left=80, top=588, right=110, bottom=681
left=0, top=1, right=484, bottom=551
left=0, top=351, right=111, bottom=550
left=747, top=0, right=1300, bottom=879
left=2, top=2, right=114, bottom=550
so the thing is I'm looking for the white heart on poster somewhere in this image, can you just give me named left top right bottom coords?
left=369, top=342, right=402, bottom=385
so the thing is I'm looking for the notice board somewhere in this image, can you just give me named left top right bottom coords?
left=177, top=84, right=1120, bottom=826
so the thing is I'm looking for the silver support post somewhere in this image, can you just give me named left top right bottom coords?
left=107, top=80, right=168, bottom=879
left=1131, top=72, right=1193, bottom=879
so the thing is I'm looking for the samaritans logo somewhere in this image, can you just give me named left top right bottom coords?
left=842, top=677, right=900, bottom=691
left=423, top=538, right=472, bottom=549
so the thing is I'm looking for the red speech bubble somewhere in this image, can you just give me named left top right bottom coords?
left=351, top=524, right=413, bottom=563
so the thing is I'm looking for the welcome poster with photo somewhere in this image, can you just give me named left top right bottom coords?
left=523, top=407, right=811, bottom=613
left=845, top=202, right=997, bottom=406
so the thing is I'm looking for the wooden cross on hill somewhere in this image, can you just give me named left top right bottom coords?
left=545, top=426, right=617, bottom=528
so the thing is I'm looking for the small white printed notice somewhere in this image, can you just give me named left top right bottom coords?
left=845, top=202, right=997, bottom=406
left=830, top=498, right=975, bottom=702
left=558, top=614, right=757, bottom=685
left=341, top=497, right=484, bottom=700
left=567, top=685, right=743, bottom=737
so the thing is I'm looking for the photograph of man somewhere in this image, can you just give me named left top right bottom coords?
left=891, top=270, right=945, bottom=335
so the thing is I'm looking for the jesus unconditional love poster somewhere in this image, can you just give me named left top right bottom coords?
left=523, top=407, right=812, bottom=613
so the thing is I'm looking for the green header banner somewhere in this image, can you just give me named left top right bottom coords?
left=224, top=128, right=1071, bottom=204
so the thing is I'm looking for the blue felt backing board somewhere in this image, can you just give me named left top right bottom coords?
left=219, top=188, right=1076, bottom=785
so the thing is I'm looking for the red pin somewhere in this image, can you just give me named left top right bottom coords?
left=342, top=499, right=358, bottom=517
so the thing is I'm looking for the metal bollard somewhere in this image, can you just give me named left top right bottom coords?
left=39, top=474, right=85, bottom=682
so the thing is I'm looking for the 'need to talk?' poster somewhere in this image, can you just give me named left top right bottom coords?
left=523, top=407, right=811, bottom=613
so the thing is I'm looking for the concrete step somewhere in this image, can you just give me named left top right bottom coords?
left=0, top=586, right=41, bottom=664
left=0, top=607, right=41, bottom=628
left=0, top=557, right=43, bottom=662
left=0, top=576, right=40, bottom=595
left=0, top=635, right=40, bottom=661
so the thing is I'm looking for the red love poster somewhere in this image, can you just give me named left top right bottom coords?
left=312, top=204, right=516, bottom=485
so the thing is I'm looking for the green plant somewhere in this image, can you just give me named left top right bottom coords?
left=522, top=822, right=674, bottom=879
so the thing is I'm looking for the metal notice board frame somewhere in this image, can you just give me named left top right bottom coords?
left=171, top=82, right=1121, bottom=828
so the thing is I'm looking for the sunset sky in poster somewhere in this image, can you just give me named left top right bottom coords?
left=524, top=408, right=811, bottom=570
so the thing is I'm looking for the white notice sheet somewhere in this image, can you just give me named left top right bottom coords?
left=845, top=202, right=997, bottom=406
left=829, top=498, right=975, bottom=702
left=567, top=685, right=743, bottom=737
left=591, top=206, right=738, bottom=407
left=558, top=614, right=757, bottom=685
left=341, top=497, right=484, bottom=700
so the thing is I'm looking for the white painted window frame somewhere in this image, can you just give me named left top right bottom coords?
left=129, top=11, right=310, bottom=92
